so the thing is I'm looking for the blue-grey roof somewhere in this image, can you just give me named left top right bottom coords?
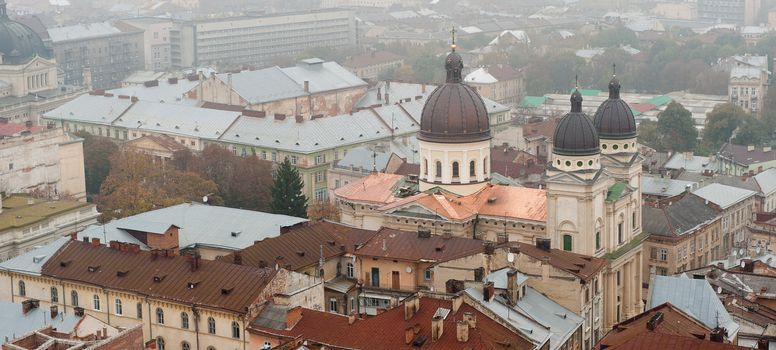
left=113, top=100, right=240, bottom=140
left=0, top=237, right=69, bottom=275
left=641, top=176, right=697, bottom=197
left=693, top=183, right=757, bottom=209
left=464, top=288, right=551, bottom=348
left=485, top=268, right=529, bottom=289
left=42, top=94, right=133, bottom=125
left=648, top=275, right=739, bottom=339
left=47, top=22, right=124, bottom=43
left=642, top=194, right=718, bottom=237
left=335, top=147, right=392, bottom=172
left=663, top=153, right=712, bottom=172
left=78, top=203, right=307, bottom=251
left=116, top=220, right=175, bottom=234
left=754, top=168, right=776, bottom=196
left=107, top=79, right=200, bottom=106
left=356, top=82, right=436, bottom=108
left=516, top=288, right=584, bottom=350
left=0, top=300, right=81, bottom=340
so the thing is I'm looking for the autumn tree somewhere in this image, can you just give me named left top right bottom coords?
left=75, top=131, right=118, bottom=196
left=97, top=151, right=220, bottom=221
left=270, top=157, right=307, bottom=218
left=702, top=103, right=749, bottom=150
left=656, top=101, right=698, bottom=152
left=307, top=200, right=341, bottom=222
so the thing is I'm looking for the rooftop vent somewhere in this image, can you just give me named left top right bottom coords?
left=153, top=275, right=166, bottom=283
left=87, top=265, right=100, bottom=273
left=187, top=281, right=200, bottom=289
left=231, top=231, right=241, bottom=237
left=117, top=270, right=129, bottom=277
left=59, top=260, right=72, bottom=267
left=221, top=287, right=234, bottom=295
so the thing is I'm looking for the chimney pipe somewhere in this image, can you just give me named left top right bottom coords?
left=348, top=314, right=356, bottom=325
left=432, top=315, right=444, bottom=341
left=404, top=296, right=418, bottom=320
left=91, top=237, right=101, bottom=247
left=385, top=92, right=390, bottom=105
left=377, top=87, right=382, bottom=101
left=456, top=320, right=469, bottom=342
left=405, top=326, right=414, bottom=344
left=304, top=80, right=310, bottom=93
left=483, top=281, right=495, bottom=302
left=463, top=312, right=476, bottom=329
left=233, top=252, right=242, bottom=265
left=710, top=328, right=726, bottom=342
left=507, top=270, right=518, bottom=305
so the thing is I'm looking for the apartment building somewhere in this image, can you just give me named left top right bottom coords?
left=48, top=22, right=145, bottom=89
left=694, top=183, right=757, bottom=254
left=464, top=64, right=525, bottom=105
left=170, top=9, right=356, bottom=69
left=698, top=0, right=761, bottom=25
left=118, top=18, right=174, bottom=71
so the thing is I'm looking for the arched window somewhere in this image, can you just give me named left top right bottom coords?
left=562, top=234, right=573, bottom=251
left=18, top=281, right=25, bottom=296
left=346, top=262, right=354, bottom=278
left=115, top=299, right=123, bottom=315
left=181, top=312, right=189, bottom=329
left=207, top=347, right=216, bottom=350
left=595, top=231, right=601, bottom=251
left=156, top=337, right=165, bottom=350
left=452, top=161, right=459, bottom=178
left=156, top=307, right=164, bottom=324
left=336, top=262, right=342, bottom=276
left=232, top=321, right=240, bottom=339
left=319, top=268, right=325, bottom=279
left=136, top=302, right=142, bottom=319
left=423, top=159, right=428, bottom=175
left=483, top=157, right=489, bottom=175
left=71, top=291, right=79, bottom=307
left=92, top=295, right=100, bottom=310
left=435, top=161, right=442, bottom=178
left=50, top=287, right=58, bottom=303
left=181, top=341, right=191, bottom=350
left=469, top=161, right=476, bottom=177
left=207, top=317, right=216, bottom=334
left=618, top=214, right=624, bottom=244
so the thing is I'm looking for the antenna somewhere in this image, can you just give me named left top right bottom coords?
left=612, top=63, right=616, bottom=77
left=575, top=75, right=579, bottom=89
left=451, top=26, right=457, bottom=51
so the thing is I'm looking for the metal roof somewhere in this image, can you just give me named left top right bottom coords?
left=47, top=22, right=124, bottom=42
left=0, top=237, right=69, bottom=275
left=641, top=176, right=698, bottom=197
left=42, top=94, right=133, bottom=125
left=116, top=220, right=174, bottom=234
left=648, top=275, right=739, bottom=340
left=107, top=79, right=200, bottom=106
left=485, top=268, right=528, bottom=289
left=693, top=183, right=757, bottom=209
left=730, top=66, right=763, bottom=79
left=78, top=203, right=307, bottom=252
left=113, top=100, right=240, bottom=140
left=0, top=300, right=81, bottom=341
left=516, top=288, right=584, bottom=350
left=754, top=168, right=776, bottom=196
left=664, top=153, right=711, bottom=172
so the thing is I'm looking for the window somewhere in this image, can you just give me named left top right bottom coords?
left=423, top=159, right=428, bottom=175
left=71, top=291, right=79, bottom=307
left=346, top=262, right=354, bottom=278
left=156, top=308, right=164, bottom=324
left=617, top=222, right=624, bottom=244
left=632, top=212, right=637, bottom=229
left=315, top=154, right=325, bottom=165
left=562, top=235, right=572, bottom=251
left=261, top=151, right=267, bottom=160
left=424, top=268, right=432, bottom=280
left=181, top=312, right=189, bottom=329
left=616, top=271, right=621, bottom=286
left=595, top=231, right=601, bottom=251
left=316, top=171, right=324, bottom=183
left=115, top=299, right=123, bottom=315
left=452, top=161, right=459, bottom=178
left=435, top=161, right=442, bottom=178
left=207, top=317, right=216, bottom=334
left=484, top=157, right=488, bottom=175
left=181, top=341, right=191, bottom=350
left=659, top=249, right=668, bottom=261
left=329, top=298, right=338, bottom=312
left=650, top=247, right=657, bottom=259
left=93, top=295, right=100, bottom=310
left=207, top=347, right=216, bottom=350
left=232, top=321, right=240, bottom=339
left=156, top=337, right=165, bottom=350
left=136, top=303, right=142, bottom=319
left=469, top=161, right=476, bottom=177
left=290, top=156, right=297, bottom=165
left=50, top=287, right=58, bottom=303
left=18, top=281, right=25, bottom=296
left=271, top=152, right=277, bottom=161
left=371, top=267, right=380, bottom=287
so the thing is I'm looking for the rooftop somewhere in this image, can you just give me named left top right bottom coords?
left=0, top=300, right=82, bottom=341
left=48, top=21, right=140, bottom=43
left=0, top=121, right=45, bottom=137
left=42, top=94, right=133, bottom=125
left=0, top=195, right=92, bottom=232
left=641, top=176, right=698, bottom=197
left=718, top=143, right=776, bottom=167
left=642, top=193, right=718, bottom=237
left=355, top=227, right=486, bottom=263
left=333, top=173, right=406, bottom=204
left=112, top=100, right=241, bottom=140
left=42, top=240, right=280, bottom=314
left=107, top=77, right=200, bottom=106
left=0, top=236, right=69, bottom=275
left=512, top=242, right=607, bottom=281
left=692, top=183, right=757, bottom=209
left=663, top=153, right=712, bottom=172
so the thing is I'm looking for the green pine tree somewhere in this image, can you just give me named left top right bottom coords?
left=270, top=157, right=308, bottom=218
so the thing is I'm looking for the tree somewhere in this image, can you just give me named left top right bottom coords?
left=692, top=70, right=729, bottom=95
left=307, top=200, right=340, bottom=222
left=702, top=103, right=749, bottom=150
left=636, top=120, right=660, bottom=150
left=270, top=157, right=308, bottom=218
left=656, top=101, right=698, bottom=152
left=734, top=116, right=770, bottom=146
left=75, top=131, right=118, bottom=196
left=590, top=26, right=639, bottom=48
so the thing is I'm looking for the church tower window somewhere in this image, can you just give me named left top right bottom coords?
left=469, top=161, right=476, bottom=177
left=562, top=235, right=573, bottom=251
left=452, top=162, right=459, bottom=178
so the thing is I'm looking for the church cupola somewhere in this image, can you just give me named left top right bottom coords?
left=593, top=70, right=637, bottom=155
left=550, top=88, right=601, bottom=174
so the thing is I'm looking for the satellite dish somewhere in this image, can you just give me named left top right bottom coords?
left=507, top=252, right=515, bottom=263
left=405, top=267, right=412, bottom=273
left=202, top=195, right=208, bottom=203
left=740, top=260, right=746, bottom=268
left=717, top=286, right=722, bottom=294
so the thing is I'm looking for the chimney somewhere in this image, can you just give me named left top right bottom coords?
left=74, top=306, right=85, bottom=317
left=422, top=84, right=427, bottom=93
left=348, top=314, right=356, bottom=325
left=25, top=120, right=32, bottom=128
left=764, top=146, right=772, bottom=152
left=404, top=296, right=419, bottom=320
left=646, top=312, right=664, bottom=330
left=536, top=238, right=551, bottom=251
left=91, top=237, right=101, bottom=247
left=233, top=252, right=242, bottom=265
left=710, top=328, right=726, bottom=342
left=483, top=281, right=495, bottom=302
left=168, top=77, right=178, bottom=85
left=50, top=305, right=58, bottom=319
left=463, top=312, right=476, bottom=329
left=377, top=87, right=382, bottom=101
left=507, top=270, right=518, bottom=306
left=304, top=80, right=310, bottom=93
left=274, top=113, right=286, bottom=121
left=452, top=294, right=463, bottom=313
left=431, top=315, right=444, bottom=341
left=385, top=92, right=390, bottom=105
left=456, top=320, right=469, bottom=342
left=418, top=228, right=431, bottom=239
left=188, top=251, right=201, bottom=272
left=295, top=115, right=304, bottom=123
left=757, top=338, right=769, bottom=350
left=405, top=326, right=414, bottom=344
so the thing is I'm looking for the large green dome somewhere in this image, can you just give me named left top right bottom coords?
left=0, top=0, right=51, bottom=65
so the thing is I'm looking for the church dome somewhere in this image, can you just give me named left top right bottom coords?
left=553, top=90, right=600, bottom=156
left=593, top=77, right=637, bottom=139
left=0, top=1, right=51, bottom=65
left=418, top=50, right=491, bottom=144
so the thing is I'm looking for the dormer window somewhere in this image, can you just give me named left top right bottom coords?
left=187, top=281, right=200, bottom=289
left=87, top=265, right=100, bottom=273
left=153, top=275, right=166, bottom=283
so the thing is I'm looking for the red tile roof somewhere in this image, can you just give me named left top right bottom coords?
left=393, top=162, right=420, bottom=176
left=606, top=332, right=750, bottom=350
left=484, top=64, right=522, bottom=81
left=0, top=122, right=45, bottom=137
left=333, top=173, right=405, bottom=205
left=523, top=117, right=559, bottom=140
left=511, top=242, right=607, bottom=281
left=355, top=228, right=486, bottom=263
left=221, top=221, right=378, bottom=270
left=249, top=296, right=534, bottom=349
left=41, top=240, right=277, bottom=313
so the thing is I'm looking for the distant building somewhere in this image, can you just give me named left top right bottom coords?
left=117, top=17, right=174, bottom=71
left=48, top=22, right=145, bottom=89
left=694, top=182, right=758, bottom=252
left=0, top=125, right=87, bottom=200
left=698, top=0, right=761, bottom=25
left=343, top=50, right=404, bottom=80
left=121, top=133, right=186, bottom=161
left=464, top=64, right=524, bottom=105
left=730, top=65, right=768, bottom=115
left=717, top=143, right=776, bottom=176
left=170, top=9, right=356, bottom=69
left=0, top=195, right=98, bottom=261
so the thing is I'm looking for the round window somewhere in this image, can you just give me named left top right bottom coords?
left=576, top=161, right=583, bottom=167
left=601, top=144, right=607, bottom=149
left=623, top=143, right=629, bottom=149
left=588, top=160, right=593, bottom=166
left=612, top=144, right=619, bottom=150
left=565, top=161, right=571, bottom=167
left=557, top=159, right=561, bottom=165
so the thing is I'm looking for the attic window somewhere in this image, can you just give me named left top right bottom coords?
left=231, top=231, right=241, bottom=237
left=87, top=265, right=100, bottom=273
left=276, top=255, right=284, bottom=260
left=314, top=142, right=319, bottom=145
left=194, top=127, right=199, bottom=132
left=59, top=260, right=72, bottom=267
left=255, top=137, right=260, bottom=140
left=340, top=137, right=344, bottom=141
left=296, top=251, right=305, bottom=257
left=275, top=140, right=280, bottom=143
left=295, top=142, right=300, bottom=146
left=359, top=134, right=363, bottom=137
left=156, top=122, right=161, bottom=126
left=32, top=255, right=47, bottom=264
left=221, top=287, right=234, bottom=295
left=188, top=281, right=200, bottom=289
left=435, top=245, right=445, bottom=252
left=327, top=240, right=336, bottom=246
left=235, top=134, right=240, bottom=138
left=117, top=270, right=129, bottom=277
left=153, top=275, right=166, bottom=283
